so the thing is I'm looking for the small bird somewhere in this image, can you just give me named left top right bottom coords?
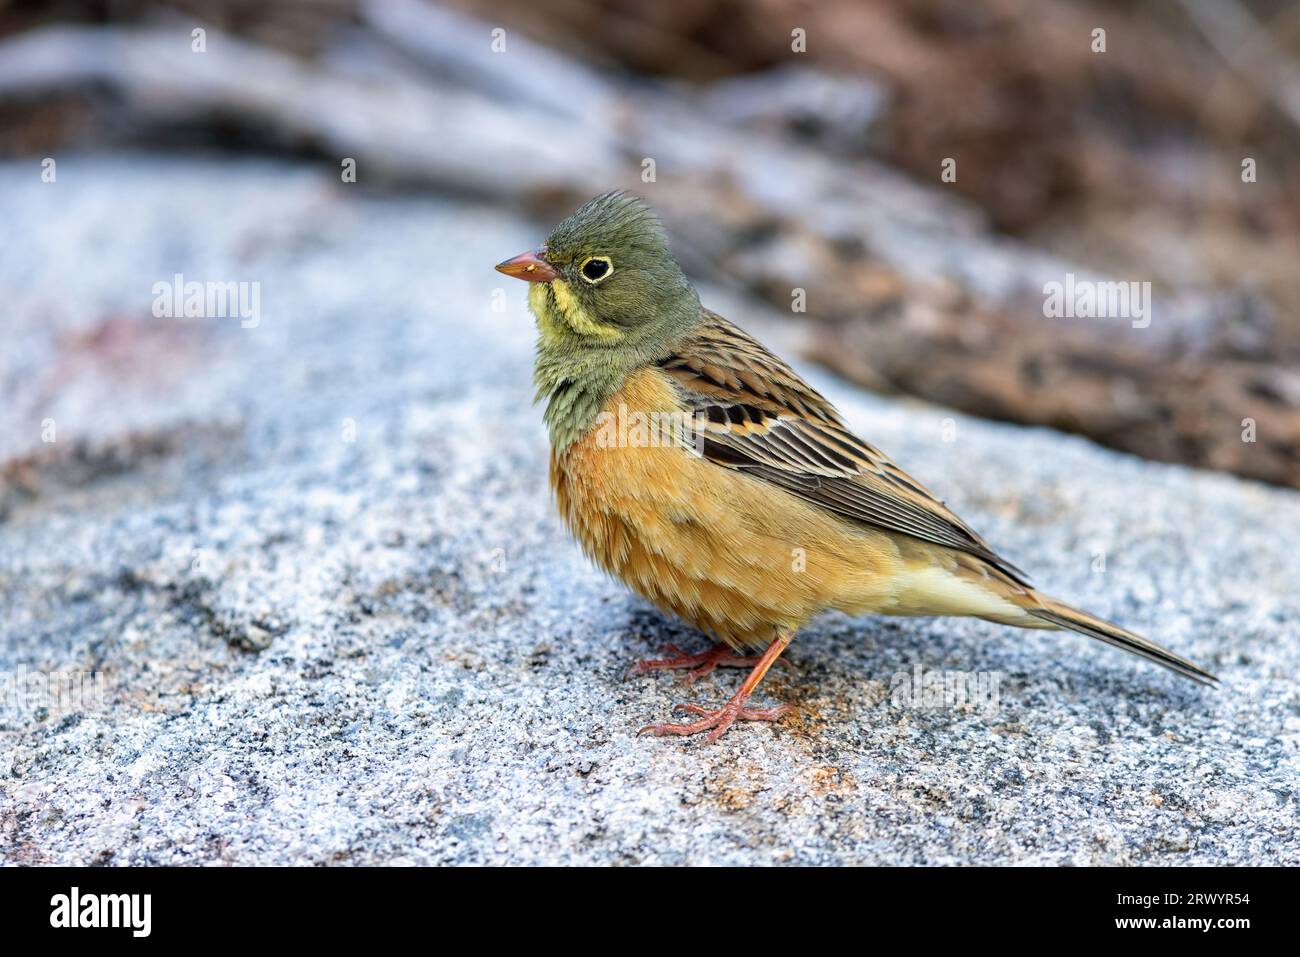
left=496, top=191, right=1216, bottom=744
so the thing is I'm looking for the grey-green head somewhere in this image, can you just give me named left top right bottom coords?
left=495, top=191, right=702, bottom=448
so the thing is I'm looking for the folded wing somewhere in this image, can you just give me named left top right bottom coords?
left=659, top=311, right=1030, bottom=585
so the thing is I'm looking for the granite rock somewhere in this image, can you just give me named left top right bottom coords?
left=1, top=157, right=1296, bottom=865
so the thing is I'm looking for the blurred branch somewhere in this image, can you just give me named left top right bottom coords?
left=361, top=0, right=615, bottom=124
left=1177, top=0, right=1300, bottom=133
left=0, top=20, right=619, bottom=195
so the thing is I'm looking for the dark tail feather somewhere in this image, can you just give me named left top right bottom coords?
left=1031, top=598, right=1218, bottom=686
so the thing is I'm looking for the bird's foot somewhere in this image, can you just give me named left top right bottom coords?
left=626, top=642, right=766, bottom=684
left=638, top=693, right=796, bottom=745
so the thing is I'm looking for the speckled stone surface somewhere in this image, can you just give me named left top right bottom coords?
left=1, top=157, right=1296, bottom=865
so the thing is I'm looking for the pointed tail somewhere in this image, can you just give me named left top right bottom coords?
left=1029, top=596, right=1218, bottom=685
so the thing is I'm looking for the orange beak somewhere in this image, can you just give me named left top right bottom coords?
left=495, top=247, right=558, bottom=283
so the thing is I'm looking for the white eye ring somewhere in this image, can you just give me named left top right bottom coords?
left=579, top=256, right=613, bottom=284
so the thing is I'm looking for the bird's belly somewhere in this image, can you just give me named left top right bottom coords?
left=549, top=368, right=901, bottom=648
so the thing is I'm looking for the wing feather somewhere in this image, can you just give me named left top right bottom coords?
left=663, top=311, right=1029, bottom=585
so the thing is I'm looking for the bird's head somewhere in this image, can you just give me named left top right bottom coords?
left=495, top=191, right=700, bottom=353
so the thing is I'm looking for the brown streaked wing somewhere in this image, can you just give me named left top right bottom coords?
left=660, top=311, right=1029, bottom=585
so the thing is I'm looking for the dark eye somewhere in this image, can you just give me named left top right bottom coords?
left=579, top=256, right=612, bottom=284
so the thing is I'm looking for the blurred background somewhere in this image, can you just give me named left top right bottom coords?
left=3, top=0, right=1299, bottom=489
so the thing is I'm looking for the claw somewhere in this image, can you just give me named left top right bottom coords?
left=639, top=698, right=795, bottom=744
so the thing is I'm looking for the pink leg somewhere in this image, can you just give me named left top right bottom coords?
left=626, top=642, right=767, bottom=684
left=638, top=632, right=796, bottom=744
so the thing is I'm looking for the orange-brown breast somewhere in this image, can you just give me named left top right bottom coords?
left=550, top=367, right=905, bottom=649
